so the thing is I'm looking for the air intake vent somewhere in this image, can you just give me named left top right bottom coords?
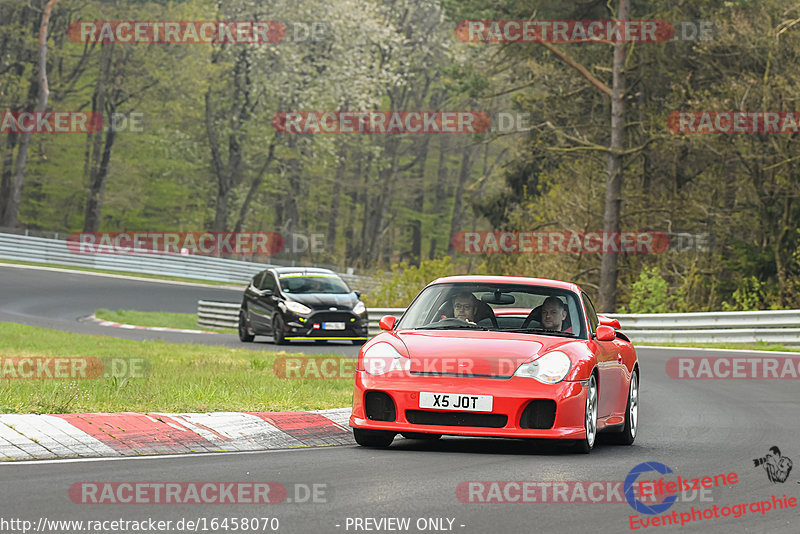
left=365, top=391, right=396, bottom=422
left=520, top=399, right=557, bottom=429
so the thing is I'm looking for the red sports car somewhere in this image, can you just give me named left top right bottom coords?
left=349, top=275, right=639, bottom=453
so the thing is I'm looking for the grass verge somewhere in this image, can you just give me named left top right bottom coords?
left=94, top=309, right=237, bottom=334
left=0, top=323, right=352, bottom=414
left=0, top=258, right=245, bottom=287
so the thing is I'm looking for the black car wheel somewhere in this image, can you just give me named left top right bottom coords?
left=353, top=428, right=395, bottom=448
left=238, top=310, right=254, bottom=342
left=272, top=314, right=287, bottom=345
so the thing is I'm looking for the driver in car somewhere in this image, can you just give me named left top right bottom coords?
left=541, top=296, right=570, bottom=332
left=452, top=290, right=479, bottom=324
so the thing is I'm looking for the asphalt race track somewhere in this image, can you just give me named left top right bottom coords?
left=2, top=263, right=799, bottom=533
left=2, top=346, right=799, bottom=533
left=0, top=264, right=360, bottom=354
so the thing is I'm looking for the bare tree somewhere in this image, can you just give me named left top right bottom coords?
left=2, top=0, right=61, bottom=227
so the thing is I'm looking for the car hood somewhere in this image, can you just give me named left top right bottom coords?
left=396, top=330, right=575, bottom=377
left=288, top=292, right=358, bottom=310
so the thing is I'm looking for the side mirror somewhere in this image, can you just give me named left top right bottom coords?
left=595, top=325, right=616, bottom=342
left=354, top=290, right=362, bottom=299
left=262, top=289, right=273, bottom=298
left=379, top=315, right=397, bottom=331
left=597, top=315, right=621, bottom=329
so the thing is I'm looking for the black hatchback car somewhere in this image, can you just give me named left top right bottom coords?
left=238, top=267, right=369, bottom=344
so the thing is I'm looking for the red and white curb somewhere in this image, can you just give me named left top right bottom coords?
left=0, top=408, right=353, bottom=461
left=85, top=314, right=220, bottom=334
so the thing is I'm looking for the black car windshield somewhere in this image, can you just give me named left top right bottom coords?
left=395, top=282, right=585, bottom=339
left=278, top=274, right=351, bottom=294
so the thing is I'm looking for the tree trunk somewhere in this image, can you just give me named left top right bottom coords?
left=409, top=135, right=431, bottom=266
left=82, top=41, right=113, bottom=232
left=598, top=0, right=629, bottom=313
left=2, top=0, right=61, bottom=227
left=327, top=140, right=348, bottom=251
left=0, top=132, right=19, bottom=224
left=233, top=139, right=277, bottom=233
left=447, top=143, right=475, bottom=255
left=428, top=134, right=450, bottom=259
left=82, top=119, right=117, bottom=232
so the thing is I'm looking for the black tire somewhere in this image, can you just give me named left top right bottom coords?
left=272, top=314, right=287, bottom=345
left=353, top=428, right=395, bottom=448
left=606, top=370, right=638, bottom=445
left=574, top=373, right=598, bottom=454
left=401, top=432, right=442, bottom=440
left=238, top=310, right=255, bottom=342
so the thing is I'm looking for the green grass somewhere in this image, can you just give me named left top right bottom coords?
left=0, top=323, right=353, bottom=414
left=637, top=341, right=800, bottom=353
left=95, top=308, right=237, bottom=334
left=0, top=258, right=245, bottom=287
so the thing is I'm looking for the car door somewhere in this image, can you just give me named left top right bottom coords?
left=582, top=292, right=622, bottom=418
left=259, top=271, right=279, bottom=333
left=245, top=271, right=269, bottom=331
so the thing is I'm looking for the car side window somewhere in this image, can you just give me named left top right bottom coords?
left=582, top=292, right=599, bottom=333
left=259, top=271, right=276, bottom=291
left=251, top=272, right=264, bottom=289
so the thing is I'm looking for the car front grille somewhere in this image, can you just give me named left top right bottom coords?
left=405, top=410, right=507, bottom=428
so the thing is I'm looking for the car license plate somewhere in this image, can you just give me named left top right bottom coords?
left=418, top=392, right=493, bottom=412
left=323, top=322, right=345, bottom=330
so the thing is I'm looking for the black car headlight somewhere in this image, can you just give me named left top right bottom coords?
left=285, top=301, right=312, bottom=315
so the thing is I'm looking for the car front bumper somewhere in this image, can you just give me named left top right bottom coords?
left=284, top=310, right=368, bottom=340
left=349, top=370, right=588, bottom=439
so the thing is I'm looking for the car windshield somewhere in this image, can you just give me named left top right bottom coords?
left=395, top=282, right=585, bottom=338
left=278, top=274, right=350, bottom=294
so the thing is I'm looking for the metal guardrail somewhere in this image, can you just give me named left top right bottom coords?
left=196, top=302, right=800, bottom=345
left=197, top=300, right=241, bottom=329
left=197, top=301, right=402, bottom=332
left=0, top=232, right=377, bottom=290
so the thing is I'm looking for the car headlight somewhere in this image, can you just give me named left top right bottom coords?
left=513, top=351, right=571, bottom=384
left=353, top=301, right=366, bottom=314
left=285, top=301, right=312, bottom=315
left=362, top=342, right=410, bottom=375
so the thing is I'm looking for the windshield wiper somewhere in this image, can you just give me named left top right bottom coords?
left=501, top=328, right=577, bottom=337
